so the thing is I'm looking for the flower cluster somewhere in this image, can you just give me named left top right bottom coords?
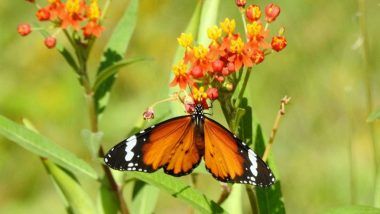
left=18, top=0, right=105, bottom=48
left=170, top=3, right=287, bottom=112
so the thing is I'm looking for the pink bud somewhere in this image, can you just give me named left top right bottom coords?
left=143, top=107, right=155, bottom=120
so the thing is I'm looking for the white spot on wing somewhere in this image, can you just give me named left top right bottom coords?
left=128, top=163, right=134, bottom=167
left=104, top=158, right=108, bottom=163
left=248, top=149, right=258, bottom=177
left=125, top=135, right=137, bottom=161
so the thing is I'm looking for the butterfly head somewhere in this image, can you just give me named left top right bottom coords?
left=193, top=104, right=204, bottom=116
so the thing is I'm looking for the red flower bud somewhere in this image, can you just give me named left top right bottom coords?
left=246, top=5, right=261, bottom=22
left=207, top=88, right=219, bottom=100
left=227, top=62, right=235, bottom=73
left=44, top=36, right=56, bottom=49
left=36, top=8, right=50, bottom=21
left=222, top=68, right=229, bottom=76
left=212, top=60, right=224, bottom=73
left=191, top=66, right=203, bottom=78
left=265, top=3, right=281, bottom=23
left=217, top=76, right=224, bottom=82
left=235, top=0, right=246, bottom=7
left=271, top=36, right=287, bottom=52
left=17, top=24, right=32, bottom=36
left=252, top=49, right=264, bottom=64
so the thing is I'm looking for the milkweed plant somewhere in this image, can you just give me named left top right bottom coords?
left=2, top=0, right=290, bottom=213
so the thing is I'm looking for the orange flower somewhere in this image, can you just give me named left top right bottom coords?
left=227, top=35, right=253, bottom=71
left=59, top=0, right=85, bottom=29
left=192, top=86, right=209, bottom=106
left=82, top=21, right=104, bottom=37
left=170, top=60, right=190, bottom=89
left=246, top=5, right=261, bottom=22
left=36, top=8, right=51, bottom=21
left=271, top=36, right=287, bottom=52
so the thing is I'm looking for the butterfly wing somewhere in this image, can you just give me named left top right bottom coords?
left=104, top=116, right=203, bottom=176
left=203, top=117, right=276, bottom=187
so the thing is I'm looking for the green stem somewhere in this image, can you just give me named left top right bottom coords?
left=234, top=67, right=252, bottom=108
left=357, top=0, right=380, bottom=206
left=66, top=29, right=129, bottom=213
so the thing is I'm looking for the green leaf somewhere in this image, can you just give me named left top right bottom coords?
left=128, top=171, right=226, bottom=214
left=93, top=57, right=147, bottom=92
left=58, top=46, right=80, bottom=73
left=95, top=0, right=139, bottom=116
left=197, top=0, right=220, bottom=45
left=222, top=185, right=243, bottom=214
left=131, top=180, right=160, bottom=214
left=81, top=129, right=103, bottom=159
left=253, top=124, right=285, bottom=214
left=98, top=176, right=119, bottom=214
left=42, top=159, right=96, bottom=214
left=367, top=108, right=380, bottom=122
left=169, top=1, right=202, bottom=115
left=0, top=115, right=98, bottom=179
left=325, top=205, right=380, bottom=214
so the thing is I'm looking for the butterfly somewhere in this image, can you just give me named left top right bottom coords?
left=104, top=104, right=275, bottom=187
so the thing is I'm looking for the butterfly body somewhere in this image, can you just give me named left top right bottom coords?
left=104, top=104, right=275, bottom=187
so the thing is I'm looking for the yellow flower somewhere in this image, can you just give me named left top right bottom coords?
left=88, top=0, right=101, bottom=20
left=192, top=87, right=207, bottom=101
left=220, top=18, right=236, bottom=35
left=172, top=60, right=187, bottom=76
left=247, top=21, right=263, bottom=38
left=230, top=37, right=244, bottom=53
left=177, top=33, right=193, bottom=48
left=193, top=45, right=208, bottom=60
left=207, top=25, right=222, bottom=41
left=66, top=0, right=80, bottom=14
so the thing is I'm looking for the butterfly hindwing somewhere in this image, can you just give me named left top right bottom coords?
left=104, top=116, right=203, bottom=176
left=203, top=117, right=275, bottom=187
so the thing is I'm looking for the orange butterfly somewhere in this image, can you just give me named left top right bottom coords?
left=104, top=104, right=275, bottom=187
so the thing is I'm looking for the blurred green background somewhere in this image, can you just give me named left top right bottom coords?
left=1, top=0, right=380, bottom=213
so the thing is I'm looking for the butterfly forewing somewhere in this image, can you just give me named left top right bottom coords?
left=104, top=116, right=203, bottom=176
left=203, top=117, right=275, bottom=187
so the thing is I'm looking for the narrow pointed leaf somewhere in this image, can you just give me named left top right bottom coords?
left=95, top=0, right=138, bottom=116
left=253, top=124, right=285, bottom=214
left=0, top=115, right=98, bottom=179
left=222, top=185, right=243, bottom=214
left=93, top=57, right=147, bottom=92
left=197, top=0, right=220, bottom=45
left=43, top=159, right=96, bottom=214
left=128, top=171, right=225, bottom=214
left=98, top=176, right=119, bottom=214
left=131, top=180, right=160, bottom=214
